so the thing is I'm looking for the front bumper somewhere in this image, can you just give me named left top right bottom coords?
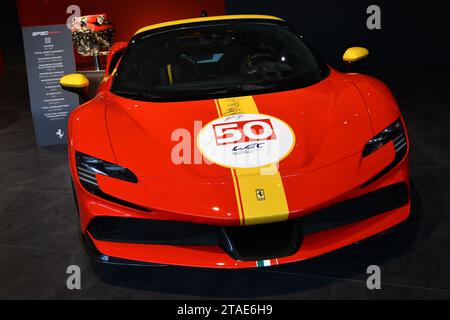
left=74, top=156, right=410, bottom=268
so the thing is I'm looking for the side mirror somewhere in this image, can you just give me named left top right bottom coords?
left=342, top=47, right=369, bottom=72
left=106, top=41, right=127, bottom=76
left=60, top=73, right=90, bottom=102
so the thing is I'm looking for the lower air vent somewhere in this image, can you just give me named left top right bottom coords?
left=88, top=217, right=218, bottom=245
left=87, top=183, right=409, bottom=262
left=221, top=221, right=303, bottom=261
left=300, top=182, right=409, bottom=235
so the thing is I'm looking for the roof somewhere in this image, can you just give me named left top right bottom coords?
left=134, top=14, right=284, bottom=35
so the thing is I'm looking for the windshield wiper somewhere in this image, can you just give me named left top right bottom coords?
left=206, top=83, right=275, bottom=95
left=114, top=83, right=275, bottom=100
left=113, top=89, right=162, bottom=100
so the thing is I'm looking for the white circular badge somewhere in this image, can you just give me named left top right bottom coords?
left=197, top=114, right=295, bottom=168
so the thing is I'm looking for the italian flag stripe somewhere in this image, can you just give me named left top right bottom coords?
left=256, top=260, right=272, bottom=268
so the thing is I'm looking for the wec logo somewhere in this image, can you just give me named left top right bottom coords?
left=232, top=142, right=265, bottom=153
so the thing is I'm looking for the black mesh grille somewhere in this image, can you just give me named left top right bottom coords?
left=299, top=182, right=409, bottom=235
left=87, top=183, right=409, bottom=261
left=88, top=217, right=218, bottom=245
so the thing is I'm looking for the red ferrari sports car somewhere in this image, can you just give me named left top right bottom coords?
left=60, top=15, right=410, bottom=268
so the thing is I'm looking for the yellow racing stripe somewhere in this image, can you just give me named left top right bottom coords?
left=215, top=96, right=290, bottom=225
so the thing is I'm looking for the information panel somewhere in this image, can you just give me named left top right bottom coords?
left=22, top=24, right=78, bottom=146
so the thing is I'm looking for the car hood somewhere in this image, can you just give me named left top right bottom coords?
left=98, top=72, right=397, bottom=224
left=105, top=74, right=373, bottom=182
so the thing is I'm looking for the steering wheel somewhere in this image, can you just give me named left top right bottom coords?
left=239, top=53, right=277, bottom=73
left=240, top=53, right=291, bottom=81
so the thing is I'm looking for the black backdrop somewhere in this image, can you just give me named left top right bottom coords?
left=0, top=1, right=25, bottom=68
left=226, top=0, right=450, bottom=68
left=1, top=1, right=449, bottom=69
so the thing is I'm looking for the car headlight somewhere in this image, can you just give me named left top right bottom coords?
left=360, top=119, right=408, bottom=187
left=362, top=119, right=407, bottom=157
left=76, top=152, right=138, bottom=189
left=75, top=152, right=149, bottom=212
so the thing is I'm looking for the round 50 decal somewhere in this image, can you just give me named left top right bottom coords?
left=197, top=114, right=295, bottom=168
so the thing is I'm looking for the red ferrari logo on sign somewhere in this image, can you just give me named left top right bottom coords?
left=213, top=119, right=277, bottom=146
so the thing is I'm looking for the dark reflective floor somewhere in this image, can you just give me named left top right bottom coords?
left=0, top=66, right=449, bottom=299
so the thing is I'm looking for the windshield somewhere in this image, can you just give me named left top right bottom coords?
left=111, top=20, right=328, bottom=101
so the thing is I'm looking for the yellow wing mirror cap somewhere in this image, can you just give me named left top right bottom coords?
left=343, top=47, right=369, bottom=63
left=60, top=73, right=89, bottom=89
left=60, top=73, right=90, bottom=102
